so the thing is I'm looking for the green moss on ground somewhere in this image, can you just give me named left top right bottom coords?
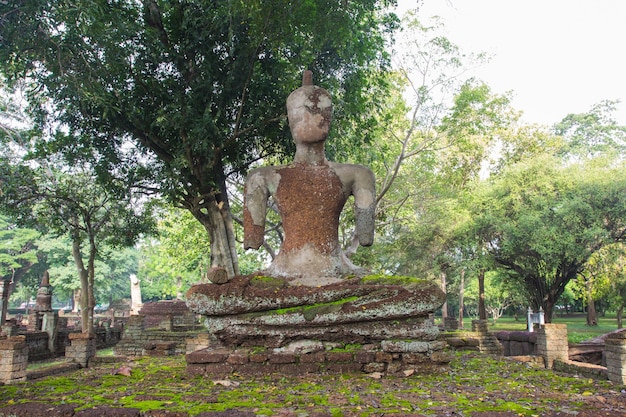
left=1, top=352, right=622, bottom=416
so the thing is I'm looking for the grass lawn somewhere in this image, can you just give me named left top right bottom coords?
left=485, top=313, right=621, bottom=344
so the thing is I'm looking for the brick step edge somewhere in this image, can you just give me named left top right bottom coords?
left=186, top=345, right=453, bottom=377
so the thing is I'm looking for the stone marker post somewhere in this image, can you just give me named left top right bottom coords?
left=36, top=271, right=59, bottom=353
left=605, top=331, right=626, bottom=385
left=536, top=324, right=568, bottom=369
left=130, top=274, right=143, bottom=315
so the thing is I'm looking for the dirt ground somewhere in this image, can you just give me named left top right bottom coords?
left=0, top=353, right=624, bottom=417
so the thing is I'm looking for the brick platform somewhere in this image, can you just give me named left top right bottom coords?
left=186, top=340, right=451, bottom=377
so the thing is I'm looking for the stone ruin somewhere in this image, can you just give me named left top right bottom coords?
left=115, top=299, right=203, bottom=358
left=186, top=71, right=449, bottom=376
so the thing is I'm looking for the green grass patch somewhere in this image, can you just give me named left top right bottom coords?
left=269, top=296, right=359, bottom=317
left=26, top=358, right=66, bottom=371
left=488, top=314, right=619, bottom=344
left=96, top=347, right=115, bottom=357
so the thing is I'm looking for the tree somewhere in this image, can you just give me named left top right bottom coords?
left=464, top=270, right=526, bottom=324
left=0, top=156, right=154, bottom=332
left=0, top=0, right=398, bottom=277
left=473, top=155, right=626, bottom=321
left=0, top=214, right=38, bottom=282
left=572, top=243, right=626, bottom=328
left=351, top=13, right=491, bottom=277
left=39, top=235, right=140, bottom=309
left=553, top=100, right=626, bottom=160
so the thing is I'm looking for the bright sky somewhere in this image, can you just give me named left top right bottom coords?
left=397, top=0, right=626, bottom=126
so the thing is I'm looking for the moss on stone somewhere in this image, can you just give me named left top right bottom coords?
left=249, top=275, right=288, bottom=289
left=361, top=274, right=430, bottom=288
left=329, top=343, right=363, bottom=352
left=269, top=296, right=360, bottom=318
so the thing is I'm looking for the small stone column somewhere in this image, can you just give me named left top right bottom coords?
left=444, top=317, right=459, bottom=331
left=0, top=336, right=29, bottom=384
left=536, top=324, right=568, bottom=369
left=36, top=271, right=53, bottom=313
left=605, top=331, right=626, bottom=385
left=66, top=332, right=96, bottom=368
left=472, top=319, right=489, bottom=333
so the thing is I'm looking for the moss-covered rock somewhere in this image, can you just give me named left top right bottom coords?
left=249, top=275, right=288, bottom=290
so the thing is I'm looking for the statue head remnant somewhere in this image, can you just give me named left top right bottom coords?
left=243, top=70, right=376, bottom=285
left=287, top=70, right=332, bottom=151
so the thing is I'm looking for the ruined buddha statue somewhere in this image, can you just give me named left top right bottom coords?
left=243, top=70, right=375, bottom=286
left=186, top=71, right=445, bottom=347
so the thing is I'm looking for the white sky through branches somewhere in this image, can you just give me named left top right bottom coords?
left=398, top=0, right=626, bottom=125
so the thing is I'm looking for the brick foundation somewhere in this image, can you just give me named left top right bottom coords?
left=605, top=331, right=626, bottom=385
left=115, top=314, right=204, bottom=357
left=186, top=340, right=452, bottom=377
left=536, top=324, right=568, bottom=369
left=65, top=332, right=96, bottom=367
left=443, top=320, right=503, bottom=355
left=0, top=336, right=29, bottom=384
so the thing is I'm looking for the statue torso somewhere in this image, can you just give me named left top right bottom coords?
left=275, top=163, right=347, bottom=254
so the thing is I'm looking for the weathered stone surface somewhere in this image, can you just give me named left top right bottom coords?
left=207, top=317, right=440, bottom=348
left=187, top=275, right=445, bottom=345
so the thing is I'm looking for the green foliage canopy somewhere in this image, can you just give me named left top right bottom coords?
left=473, top=155, right=626, bottom=320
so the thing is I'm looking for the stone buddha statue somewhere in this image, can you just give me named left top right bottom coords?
left=243, top=70, right=375, bottom=286
left=186, top=71, right=445, bottom=348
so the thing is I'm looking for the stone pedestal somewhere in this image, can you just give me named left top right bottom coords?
left=0, top=336, right=29, bottom=384
left=536, top=324, right=568, bottom=369
left=66, top=332, right=96, bottom=368
left=605, top=331, right=626, bottom=385
left=471, top=319, right=489, bottom=333
left=1, top=321, right=19, bottom=337
left=443, top=317, right=459, bottom=331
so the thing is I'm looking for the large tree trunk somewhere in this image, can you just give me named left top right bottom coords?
left=86, top=235, right=97, bottom=333
left=586, top=295, right=598, bottom=326
left=617, top=304, right=623, bottom=329
left=478, top=268, right=487, bottom=320
left=189, top=176, right=240, bottom=279
left=205, top=196, right=239, bottom=278
left=71, top=237, right=90, bottom=333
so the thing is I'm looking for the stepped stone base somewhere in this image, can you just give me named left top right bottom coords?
left=205, top=316, right=440, bottom=348
left=186, top=339, right=452, bottom=377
